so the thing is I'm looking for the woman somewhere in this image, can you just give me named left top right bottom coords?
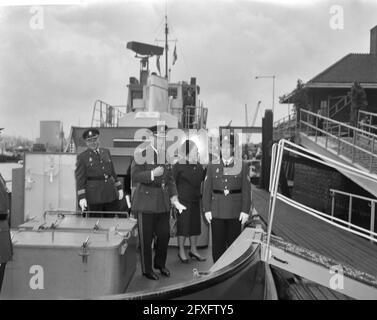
left=173, top=140, right=206, bottom=263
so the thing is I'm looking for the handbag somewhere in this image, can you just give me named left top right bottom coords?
left=170, top=207, right=178, bottom=237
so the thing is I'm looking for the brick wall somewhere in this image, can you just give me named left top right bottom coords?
left=291, top=159, right=374, bottom=228
left=292, top=161, right=345, bottom=213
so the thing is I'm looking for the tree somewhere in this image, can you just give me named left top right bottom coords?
left=349, top=82, right=368, bottom=127
left=292, top=79, right=309, bottom=120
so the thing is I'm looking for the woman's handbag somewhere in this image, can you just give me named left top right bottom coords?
left=170, top=207, right=178, bottom=237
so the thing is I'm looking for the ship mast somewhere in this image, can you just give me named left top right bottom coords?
left=165, top=15, right=168, bottom=79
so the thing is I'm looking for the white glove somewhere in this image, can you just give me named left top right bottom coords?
left=125, top=195, right=131, bottom=208
left=239, top=212, right=249, bottom=225
left=173, top=201, right=187, bottom=214
left=205, top=211, right=212, bottom=224
left=118, top=189, right=124, bottom=201
left=79, top=198, right=87, bottom=211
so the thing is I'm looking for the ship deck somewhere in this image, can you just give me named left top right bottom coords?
left=252, top=185, right=377, bottom=277
left=126, top=246, right=213, bottom=293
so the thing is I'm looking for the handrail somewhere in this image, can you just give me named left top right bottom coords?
left=274, top=113, right=296, bottom=127
left=358, top=110, right=377, bottom=134
left=329, top=188, right=376, bottom=241
left=301, top=109, right=377, bottom=139
left=359, top=110, right=376, bottom=118
left=266, top=139, right=377, bottom=262
left=330, top=188, right=377, bottom=203
left=91, top=100, right=127, bottom=127
left=328, top=95, right=351, bottom=117
left=299, top=108, right=377, bottom=173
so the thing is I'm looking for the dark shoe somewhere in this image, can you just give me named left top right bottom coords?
left=155, top=266, right=171, bottom=277
left=143, top=272, right=159, bottom=280
left=178, top=253, right=189, bottom=264
left=189, top=251, right=206, bottom=261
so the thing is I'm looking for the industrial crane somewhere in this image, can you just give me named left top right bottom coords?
left=251, top=101, right=262, bottom=127
left=245, top=101, right=262, bottom=127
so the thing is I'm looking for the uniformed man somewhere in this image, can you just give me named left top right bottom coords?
left=0, top=173, right=12, bottom=293
left=131, top=124, right=186, bottom=280
left=75, top=128, right=124, bottom=216
left=202, top=130, right=251, bottom=263
left=0, top=128, right=12, bottom=293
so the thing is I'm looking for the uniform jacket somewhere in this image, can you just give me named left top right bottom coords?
left=202, top=159, right=251, bottom=219
left=131, top=147, right=177, bottom=214
left=0, top=174, right=12, bottom=263
left=173, top=163, right=206, bottom=202
left=75, top=147, right=122, bottom=205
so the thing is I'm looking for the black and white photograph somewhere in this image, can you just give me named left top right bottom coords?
left=0, top=0, right=377, bottom=303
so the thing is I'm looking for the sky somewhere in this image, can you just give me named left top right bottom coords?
left=0, top=0, right=377, bottom=140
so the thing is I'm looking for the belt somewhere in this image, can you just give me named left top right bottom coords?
left=213, top=189, right=241, bottom=194
left=87, top=175, right=112, bottom=181
left=149, top=184, right=165, bottom=189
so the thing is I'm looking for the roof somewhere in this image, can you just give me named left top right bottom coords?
left=308, top=53, right=377, bottom=85
left=281, top=53, right=377, bottom=103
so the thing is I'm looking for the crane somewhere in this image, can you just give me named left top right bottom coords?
left=251, top=101, right=262, bottom=127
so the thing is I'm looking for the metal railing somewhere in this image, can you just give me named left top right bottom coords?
left=183, top=105, right=207, bottom=129
left=330, top=188, right=376, bottom=242
left=328, top=95, right=351, bottom=118
left=91, top=100, right=127, bottom=128
left=266, top=139, right=377, bottom=262
left=273, top=113, right=296, bottom=140
left=300, top=109, right=377, bottom=173
left=358, top=110, right=377, bottom=134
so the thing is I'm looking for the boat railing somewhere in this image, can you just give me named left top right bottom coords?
left=299, top=109, right=377, bottom=173
left=329, top=188, right=376, bottom=242
left=183, top=104, right=207, bottom=129
left=266, top=139, right=377, bottom=262
left=91, top=99, right=127, bottom=128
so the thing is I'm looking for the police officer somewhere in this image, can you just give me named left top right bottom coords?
left=131, top=124, right=186, bottom=280
left=202, top=130, right=251, bottom=263
left=75, top=128, right=124, bottom=216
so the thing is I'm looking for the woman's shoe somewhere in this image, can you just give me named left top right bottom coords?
left=178, top=253, right=189, bottom=263
left=188, top=251, right=206, bottom=261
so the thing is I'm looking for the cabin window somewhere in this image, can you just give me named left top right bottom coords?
left=168, top=87, right=178, bottom=99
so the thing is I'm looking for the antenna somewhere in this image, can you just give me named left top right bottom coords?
left=245, top=104, right=249, bottom=127
left=165, top=7, right=168, bottom=79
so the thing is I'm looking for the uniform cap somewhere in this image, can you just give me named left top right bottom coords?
left=83, top=128, right=100, bottom=141
left=149, top=124, right=168, bottom=136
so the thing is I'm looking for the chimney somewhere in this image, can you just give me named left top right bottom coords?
left=371, top=25, right=377, bottom=55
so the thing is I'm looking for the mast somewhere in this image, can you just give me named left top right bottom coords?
left=165, top=15, right=168, bottom=79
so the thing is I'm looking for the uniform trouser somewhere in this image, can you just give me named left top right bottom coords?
left=87, top=200, right=120, bottom=217
left=211, top=218, right=241, bottom=263
left=137, top=212, right=170, bottom=274
left=0, top=263, right=6, bottom=293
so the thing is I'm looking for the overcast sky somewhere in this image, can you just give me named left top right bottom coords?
left=0, top=0, right=376, bottom=140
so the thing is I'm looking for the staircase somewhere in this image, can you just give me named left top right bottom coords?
left=328, top=95, right=351, bottom=119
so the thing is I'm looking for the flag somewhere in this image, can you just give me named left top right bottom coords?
left=156, top=55, right=161, bottom=75
left=172, top=44, right=177, bottom=65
